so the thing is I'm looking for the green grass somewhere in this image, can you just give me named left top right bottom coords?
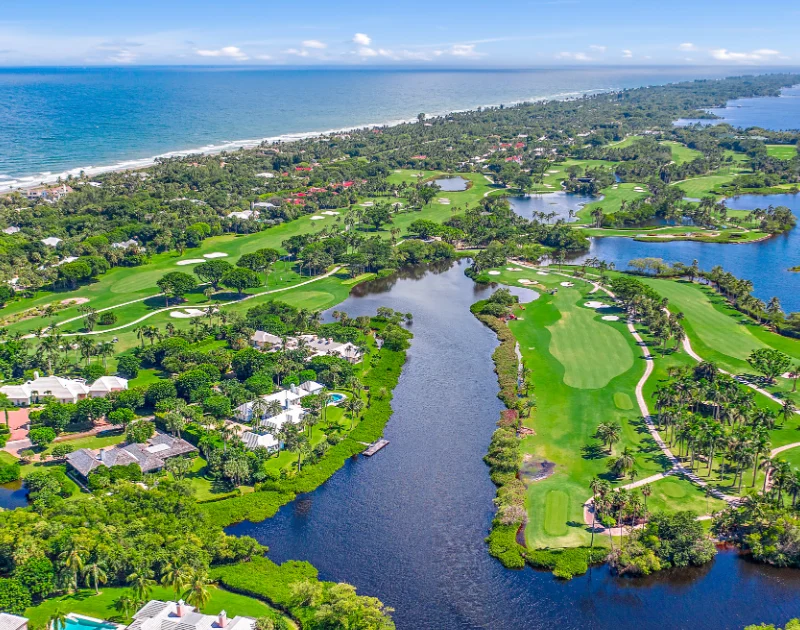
left=613, top=392, right=633, bottom=410
left=481, top=269, right=668, bottom=548
left=24, top=585, right=284, bottom=629
left=660, top=141, right=703, bottom=165
left=643, top=474, right=727, bottom=516
left=546, top=290, right=633, bottom=389
left=577, top=183, right=649, bottom=221
left=766, top=144, right=798, bottom=160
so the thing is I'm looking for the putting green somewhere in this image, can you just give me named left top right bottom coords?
left=543, top=490, right=569, bottom=537
left=658, top=477, right=688, bottom=498
left=547, top=291, right=633, bottom=389
left=613, top=392, right=633, bottom=410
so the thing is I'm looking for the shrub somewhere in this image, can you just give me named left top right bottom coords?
left=0, top=577, right=31, bottom=614
left=99, top=312, right=117, bottom=325
left=82, top=362, right=107, bottom=381
left=117, top=354, right=140, bottom=379
left=0, top=460, right=21, bottom=483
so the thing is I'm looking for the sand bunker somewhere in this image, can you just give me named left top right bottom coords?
left=537, top=272, right=549, bottom=276
left=584, top=301, right=611, bottom=309
left=438, top=198, right=451, bottom=204
left=506, top=267, right=522, bottom=272
left=176, top=259, right=205, bottom=266
left=170, top=308, right=217, bottom=319
left=321, top=211, right=340, bottom=216
left=203, top=252, right=228, bottom=259
left=547, top=169, right=560, bottom=174
left=487, top=271, right=501, bottom=276
left=310, top=215, right=325, bottom=220
left=602, top=315, right=620, bottom=321
left=518, top=279, right=533, bottom=285
left=360, top=201, right=374, bottom=207
left=62, top=297, right=90, bottom=306
left=559, top=281, right=574, bottom=287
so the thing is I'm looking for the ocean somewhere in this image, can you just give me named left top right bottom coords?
left=0, top=65, right=780, bottom=191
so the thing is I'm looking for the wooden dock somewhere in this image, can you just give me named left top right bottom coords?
left=363, top=439, right=389, bottom=456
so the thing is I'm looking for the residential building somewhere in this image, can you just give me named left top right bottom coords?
left=89, top=376, right=129, bottom=397
left=66, top=431, right=197, bottom=479
left=0, top=613, right=28, bottom=630
left=0, top=374, right=90, bottom=405
left=0, top=373, right=128, bottom=406
left=2, top=226, right=20, bottom=235
left=250, top=331, right=363, bottom=363
left=25, top=184, right=73, bottom=202
left=41, top=237, right=62, bottom=247
left=130, top=600, right=255, bottom=630
left=111, top=239, right=141, bottom=249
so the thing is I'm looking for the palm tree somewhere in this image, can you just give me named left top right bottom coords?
left=49, top=610, right=68, bottom=630
left=595, top=422, right=622, bottom=454
left=343, top=396, right=364, bottom=429
left=59, top=546, right=87, bottom=593
left=607, top=446, right=636, bottom=478
left=161, top=564, right=192, bottom=595
left=588, top=477, right=604, bottom=551
left=83, top=560, right=108, bottom=594
left=127, top=569, right=156, bottom=602
left=0, top=393, right=13, bottom=429
left=182, top=571, right=213, bottom=611
left=641, top=484, right=652, bottom=523
left=114, top=592, right=138, bottom=620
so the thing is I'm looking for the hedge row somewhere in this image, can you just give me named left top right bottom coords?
left=525, top=547, right=607, bottom=580
left=201, top=347, right=408, bottom=527
left=475, top=312, right=518, bottom=407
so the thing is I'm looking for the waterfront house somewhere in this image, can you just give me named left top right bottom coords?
left=130, top=600, right=255, bottom=630
left=66, top=431, right=197, bottom=479
left=250, top=331, right=363, bottom=363
left=251, top=330, right=282, bottom=350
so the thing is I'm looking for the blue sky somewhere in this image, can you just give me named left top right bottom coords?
left=2, top=0, right=799, bottom=67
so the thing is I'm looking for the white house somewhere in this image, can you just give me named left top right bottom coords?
left=0, top=373, right=128, bottom=406
left=88, top=376, right=129, bottom=397
left=2, top=226, right=20, bottom=235
left=0, top=613, right=28, bottom=630
left=41, top=237, right=62, bottom=247
left=129, top=600, right=254, bottom=630
left=251, top=330, right=282, bottom=350
left=227, top=210, right=258, bottom=221
left=111, top=239, right=140, bottom=249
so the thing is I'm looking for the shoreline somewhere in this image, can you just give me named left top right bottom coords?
left=0, top=86, right=615, bottom=194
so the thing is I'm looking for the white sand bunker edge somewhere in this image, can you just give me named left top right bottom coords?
left=170, top=308, right=218, bottom=319
left=584, top=301, right=611, bottom=309
left=203, top=252, right=228, bottom=258
left=176, top=259, right=205, bottom=266
left=601, top=315, right=620, bottom=321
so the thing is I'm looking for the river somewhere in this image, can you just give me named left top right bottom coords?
left=228, top=260, right=800, bottom=630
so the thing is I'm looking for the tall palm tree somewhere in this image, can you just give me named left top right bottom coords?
left=127, top=569, right=156, bottom=602
left=59, top=546, right=87, bottom=593
left=49, top=610, right=68, bottom=630
left=588, top=477, right=604, bottom=551
left=641, top=484, right=652, bottom=524
left=83, top=560, right=108, bottom=594
left=161, top=564, right=192, bottom=596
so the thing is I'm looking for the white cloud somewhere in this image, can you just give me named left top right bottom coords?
left=196, top=46, right=249, bottom=60
left=357, top=47, right=379, bottom=57
left=621, top=49, right=633, bottom=58
left=556, top=51, right=593, bottom=61
left=302, top=40, right=327, bottom=49
left=589, top=45, right=607, bottom=53
left=678, top=43, right=696, bottom=51
left=353, top=33, right=371, bottom=46
left=710, top=48, right=780, bottom=62
left=284, top=48, right=310, bottom=57
left=254, top=54, right=273, bottom=61
left=109, top=49, right=137, bottom=63
left=450, top=44, right=481, bottom=57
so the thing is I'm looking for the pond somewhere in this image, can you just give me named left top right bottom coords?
left=509, top=192, right=597, bottom=223
left=0, top=479, right=28, bottom=510
left=228, top=260, right=800, bottom=630
left=432, top=176, right=469, bottom=192
left=576, top=192, right=800, bottom=313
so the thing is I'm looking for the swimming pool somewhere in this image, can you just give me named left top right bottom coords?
left=328, top=393, right=346, bottom=404
left=65, top=615, right=118, bottom=630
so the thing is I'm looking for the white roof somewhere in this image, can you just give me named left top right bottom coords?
left=56, top=256, right=78, bottom=266
left=252, top=202, right=277, bottom=208
left=131, top=600, right=254, bottom=630
left=1, top=375, right=91, bottom=401
left=251, top=330, right=281, bottom=345
left=0, top=613, right=28, bottom=630
left=89, top=375, right=129, bottom=393
left=2, top=226, right=20, bottom=235
left=228, top=210, right=257, bottom=220
left=255, top=172, right=275, bottom=178
left=112, top=239, right=138, bottom=249
left=41, top=237, right=62, bottom=247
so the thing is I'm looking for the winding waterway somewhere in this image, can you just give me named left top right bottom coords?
left=229, top=260, right=800, bottom=629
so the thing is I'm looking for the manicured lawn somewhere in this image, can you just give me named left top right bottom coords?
left=24, top=585, right=283, bottom=628
left=643, top=474, right=727, bottom=516
left=0, top=450, right=17, bottom=465
left=577, top=183, right=649, bottom=221
left=660, top=141, right=703, bottom=165
left=672, top=173, right=737, bottom=198
left=482, top=269, right=667, bottom=548
left=766, top=144, right=798, bottom=160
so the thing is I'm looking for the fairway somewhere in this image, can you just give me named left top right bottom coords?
left=547, top=289, right=633, bottom=389
left=766, top=144, right=798, bottom=160
left=578, top=183, right=649, bottom=221
left=639, top=278, right=765, bottom=362
left=660, top=141, right=703, bottom=165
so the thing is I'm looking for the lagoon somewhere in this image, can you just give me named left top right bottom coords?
left=433, top=176, right=469, bottom=192
left=578, top=193, right=800, bottom=313
left=509, top=192, right=595, bottom=222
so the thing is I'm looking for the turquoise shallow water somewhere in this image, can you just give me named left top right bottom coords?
left=0, top=65, right=763, bottom=189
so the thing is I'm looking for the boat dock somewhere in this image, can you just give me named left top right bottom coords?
left=363, top=439, right=389, bottom=456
